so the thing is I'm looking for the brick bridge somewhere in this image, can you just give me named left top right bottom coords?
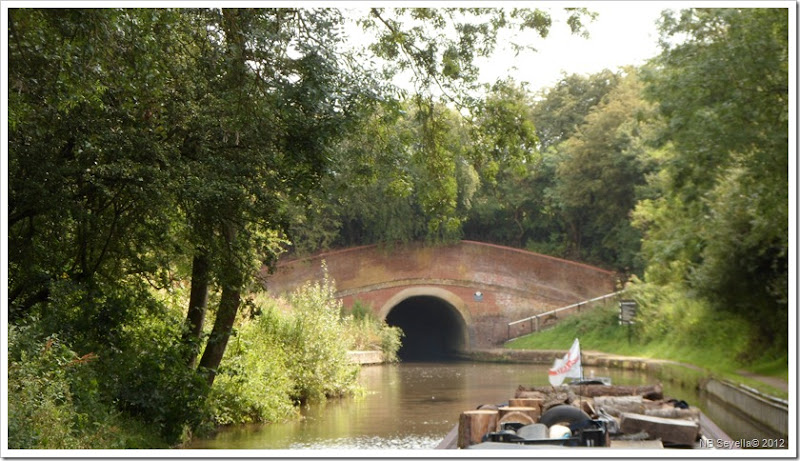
left=263, top=240, right=617, bottom=360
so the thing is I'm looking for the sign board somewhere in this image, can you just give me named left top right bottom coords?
left=619, top=300, right=637, bottom=324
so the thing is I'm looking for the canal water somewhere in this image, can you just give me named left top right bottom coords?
left=188, top=361, right=776, bottom=450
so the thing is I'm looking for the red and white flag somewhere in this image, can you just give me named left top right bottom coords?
left=548, top=338, right=582, bottom=386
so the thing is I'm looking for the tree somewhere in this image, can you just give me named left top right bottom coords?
left=635, top=8, right=789, bottom=352
left=363, top=8, right=595, bottom=104
left=530, top=69, right=620, bottom=152
left=552, top=68, right=654, bottom=270
left=171, top=8, right=374, bottom=384
left=8, top=9, right=217, bottom=441
left=462, top=79, right=541, bottom=247
left=463, top=69, right=647, bottom=267
left=8, top=8, right=188, bottom=335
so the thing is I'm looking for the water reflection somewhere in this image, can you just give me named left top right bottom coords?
left=188, top=361, right=771, bottom=450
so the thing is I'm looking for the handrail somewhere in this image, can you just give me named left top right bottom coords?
left=506, top=290, right=624, bottom=341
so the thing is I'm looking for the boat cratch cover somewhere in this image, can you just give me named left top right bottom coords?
left=548, top=338, right=582, bottom=386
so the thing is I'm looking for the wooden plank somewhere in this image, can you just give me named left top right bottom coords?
left=620, top=412, right=699, bottom=446
left=435, top=424, right=459, bottom=449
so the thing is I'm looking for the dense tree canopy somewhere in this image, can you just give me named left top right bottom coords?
left=6, top=6, right=790, bottom=447
left=635, top=8, right=789, bottom=351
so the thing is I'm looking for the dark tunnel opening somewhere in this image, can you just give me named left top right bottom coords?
left=384, top=295, right=467, bottom=362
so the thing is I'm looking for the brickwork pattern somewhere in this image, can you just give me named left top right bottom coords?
left=263, top=241, right=617, bottom=347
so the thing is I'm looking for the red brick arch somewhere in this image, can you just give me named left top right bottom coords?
left=377, top=286, right=472, bottom=325
left=263, top=241, right=617, bottom=348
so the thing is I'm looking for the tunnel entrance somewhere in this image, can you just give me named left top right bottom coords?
left=384, top=295, right=467, bottom=362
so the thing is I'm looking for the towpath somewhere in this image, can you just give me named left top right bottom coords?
left=735, top=369, right=788, bottom=393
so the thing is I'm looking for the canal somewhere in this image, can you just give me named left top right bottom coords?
left=188, top=361, right=778, bottom=450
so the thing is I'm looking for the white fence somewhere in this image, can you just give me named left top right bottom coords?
left=506, top=291, right=624, bottom=341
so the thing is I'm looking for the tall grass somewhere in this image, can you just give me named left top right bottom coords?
left=507, top=281, right=774, bottom=378
left=209, top=273, right=358, bottom=426
left=341, top=300, right=403, bottom=363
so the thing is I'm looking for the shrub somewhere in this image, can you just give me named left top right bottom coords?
left=7, top=324, right=166, bottom=449
left=208, top=312, right=297, bottom=426
left=106, top=306, right=211, bottom=444
left=207, top=265, right=362, bottom=425
left=8, top=327, right=81, bottom=449
left=341, top=301, right=403, bottom=363
left=280, top=268, right=360, bottom=403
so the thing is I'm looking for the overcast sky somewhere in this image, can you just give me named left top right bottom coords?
left=474, top=4, right=667, bottom=92
left=342, top=3, right=670, bottom=95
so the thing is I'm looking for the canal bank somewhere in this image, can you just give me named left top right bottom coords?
left=459, top=348, right=789, bottom=439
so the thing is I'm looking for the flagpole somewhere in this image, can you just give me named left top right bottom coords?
left=579, top=343, right=583, bottom=409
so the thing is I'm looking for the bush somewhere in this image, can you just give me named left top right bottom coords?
left=107, top=308, right=212, bottom=444
left=7, top=324, right=166, bottom=449
left=280, top=268, right=360, bottom=403
left=207, top=265, right=362, bottom=425
left=208, top=311, right=297, bottom=426
left=342, top=300, right=403, bottom=363
left=627, top=280, right=758, bottom=366
left=8, top=326, right=81, bottom=449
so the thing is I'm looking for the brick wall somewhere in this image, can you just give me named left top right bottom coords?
left=262, top=241, right=618, bottom=347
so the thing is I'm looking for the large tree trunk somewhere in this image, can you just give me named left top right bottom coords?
left=197, top=220, right=244, bottom=387
left=197, top=284, right=241, bottom=387
left=195, top=10, right=249, bottom=388
left=183, top=250, right=210, bottom=367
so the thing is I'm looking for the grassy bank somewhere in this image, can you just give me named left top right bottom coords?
left=505, top=289, right=788, bottom=399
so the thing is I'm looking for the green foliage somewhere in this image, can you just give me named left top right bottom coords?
left=107, top=306, right=212, bottom=444
left=626, top=281, right=758, bottom=365
left=531, top=69, right=621, bottom=152
left=8, top=9, right=188, bottom=322
left=469, top=79, right=540, bottom=185
left=363, top=8, right=594, bottom=103
left=463, top=68, right=652, bottom=273
left=7, top=324, right=167, bottom=449
left=550, top=69, right=654, bottom=270
left=637, top=8, right=788, bottom=350
left=341, top=300, right=404, bottom=363
left=506, top=282, right=762, bottom=374
left=207, top=267, right=366, bottom=425
left=21, top=277, right=210, bottom=445
left=207, top=312, right=297, bottom=426
left=280, top=269, right=361, bottom=403
left=8, top=328, right=84, bottom=449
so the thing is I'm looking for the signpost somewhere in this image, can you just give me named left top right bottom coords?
left=619, top=300, right=637, bottom=344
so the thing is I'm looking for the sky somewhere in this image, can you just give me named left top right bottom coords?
left=341, top=2, right=669, bottom=95
left=474, top=4, right=667, bottom=92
